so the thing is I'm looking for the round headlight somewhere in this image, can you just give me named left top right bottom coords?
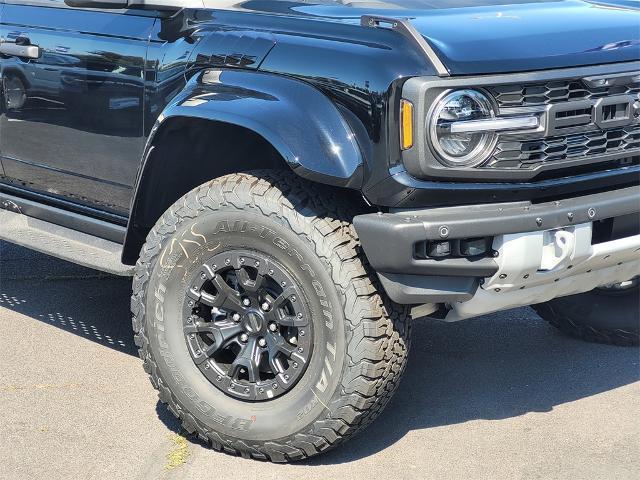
left=428, top=89, right=497, bottom=167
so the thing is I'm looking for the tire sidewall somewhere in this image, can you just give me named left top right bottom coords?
left=548, top=286, right=640, bottom=333
left=145, top=208, right=346, bottom=442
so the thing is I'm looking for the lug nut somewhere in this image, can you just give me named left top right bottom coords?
left=240, top=333, right=249, bottom=343
left=232, top=313, right=241, bottom=322
left=258, top=338, right=267, bottom=347
left=261, top=301, right=271, bottom=312
left=242, top=298, right=251, bottom=307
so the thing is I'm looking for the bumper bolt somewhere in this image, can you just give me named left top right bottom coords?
left=536, top=217, right=543, bottom=227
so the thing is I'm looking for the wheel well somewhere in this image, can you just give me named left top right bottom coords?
left=123, top=117, right=288, bottom=263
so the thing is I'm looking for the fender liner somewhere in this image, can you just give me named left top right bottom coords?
left=122, top=68, right=364, bottom=263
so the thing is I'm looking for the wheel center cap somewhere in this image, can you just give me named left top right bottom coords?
left=242, top=310, right=264, bottom=334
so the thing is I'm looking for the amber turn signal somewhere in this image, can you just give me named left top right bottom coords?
left=400, top=99, right=414, bottom=150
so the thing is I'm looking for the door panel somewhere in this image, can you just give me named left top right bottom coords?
left=0, top=2, right=155, bottom=214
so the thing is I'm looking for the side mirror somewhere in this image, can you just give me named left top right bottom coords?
left=65, top=0, right=202, bottom=10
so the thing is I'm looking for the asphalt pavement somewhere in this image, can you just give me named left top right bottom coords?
left=1, top=240, right=638, bottom=480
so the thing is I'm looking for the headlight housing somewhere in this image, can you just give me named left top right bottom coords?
left=427, top=89, right=497, bottom=167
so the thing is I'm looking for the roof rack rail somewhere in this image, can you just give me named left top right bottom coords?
left=361, top=15, right=449, bottom=77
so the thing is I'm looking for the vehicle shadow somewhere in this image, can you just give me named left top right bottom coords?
left=0, top=241, right=136, bottom=355
left=1, top=241, right=638, bottom=464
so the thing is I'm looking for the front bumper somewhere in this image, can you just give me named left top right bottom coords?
left=353, top=185, right=640, bottom=318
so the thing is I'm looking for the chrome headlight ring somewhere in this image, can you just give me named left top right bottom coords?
left=427, top=89, right=499, bottom=168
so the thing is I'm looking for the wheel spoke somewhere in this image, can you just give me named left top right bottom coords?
left=270, top=286, right=297, bottom=311
left=270, top=335, right=296, bottom=358
left=183, top=322, right=216, bottom=336
left=236, top=266, right=265, bottom=294
left=230, top=338, right=261, bottom=382
left=268, top=354, right=283, bottom=375
left=199, top=274, right=243, bottom=311
left=185, top=320, right=242, bottom=363
left=210, top=320, right=243, bottom=349
left=277, top=314, right=308, bottom=327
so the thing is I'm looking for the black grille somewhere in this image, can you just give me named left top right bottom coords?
left=487, top=79, right=640, bottom=108
left=488, top=124, right=640, bottom=169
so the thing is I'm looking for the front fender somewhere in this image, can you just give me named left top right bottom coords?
left=145, top=68, right=364, bottom=187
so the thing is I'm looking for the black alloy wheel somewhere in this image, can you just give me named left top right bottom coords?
left=183, top=250, right=312, bottom=401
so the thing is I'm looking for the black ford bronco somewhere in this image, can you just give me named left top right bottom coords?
left=0, top=0, right=638, bottom=462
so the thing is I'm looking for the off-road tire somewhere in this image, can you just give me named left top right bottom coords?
left=533, top=286, right=639, bottom=346
left=130, top=171, right=410, bottom=462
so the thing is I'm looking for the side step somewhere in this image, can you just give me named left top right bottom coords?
left=0, top=210, right=134, bottom=276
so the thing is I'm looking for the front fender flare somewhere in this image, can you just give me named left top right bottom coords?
left=145, top=68, right=364, bottom=187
